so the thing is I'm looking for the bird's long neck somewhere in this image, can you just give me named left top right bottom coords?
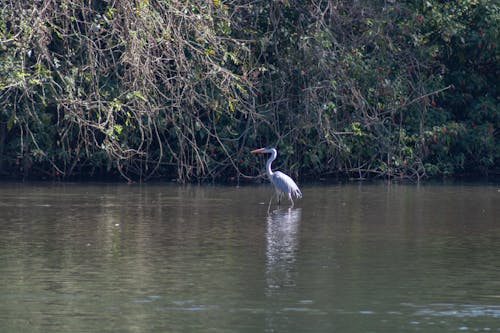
left=265, top=149, right=277, bottom=178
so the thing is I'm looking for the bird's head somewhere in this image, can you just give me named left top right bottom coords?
left=251, top=146, right=275, bottom=154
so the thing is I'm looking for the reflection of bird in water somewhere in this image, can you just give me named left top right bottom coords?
left=251, top=147, right=302, bottom=209
left=266, top=208, right=302, bottom=291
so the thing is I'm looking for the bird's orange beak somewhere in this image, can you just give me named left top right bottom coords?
left=251, top=148, right=265, bottom=154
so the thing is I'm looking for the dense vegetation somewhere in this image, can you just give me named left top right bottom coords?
left=0, top=0, right=498, bottom=182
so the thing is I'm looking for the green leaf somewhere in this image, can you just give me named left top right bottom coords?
left=6, top=114, right=16, bottom=131
left=114, top=124, right=123, bottom=135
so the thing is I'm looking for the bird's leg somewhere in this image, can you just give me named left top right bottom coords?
left=288, top=193, right=294, bottom=208
left=267, top=195, right=273, bottom=214
left=276, top=192, right=281, bottom=206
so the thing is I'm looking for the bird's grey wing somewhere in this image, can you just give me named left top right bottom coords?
left=273, top=171, right=302, bottom=198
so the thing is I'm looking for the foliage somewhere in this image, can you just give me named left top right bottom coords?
left=0, top=0, right=498, bottom=181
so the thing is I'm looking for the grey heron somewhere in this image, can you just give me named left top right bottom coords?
left=251, top=147, right=302, bottom=208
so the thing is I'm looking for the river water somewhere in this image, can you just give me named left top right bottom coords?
left=0, top=182, right=499, bottom=332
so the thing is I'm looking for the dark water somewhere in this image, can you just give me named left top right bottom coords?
left=0, top=182, right=499, bottom=333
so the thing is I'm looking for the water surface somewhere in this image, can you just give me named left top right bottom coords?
left=0, top=182, right=499, bottom=332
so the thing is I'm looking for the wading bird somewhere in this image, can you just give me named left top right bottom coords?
left=251, top=147, right=302, bottom=208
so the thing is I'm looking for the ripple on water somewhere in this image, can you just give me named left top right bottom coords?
left=402, top=303, right=500, bottom=331
left=411, top=303, right=500, bottom=319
